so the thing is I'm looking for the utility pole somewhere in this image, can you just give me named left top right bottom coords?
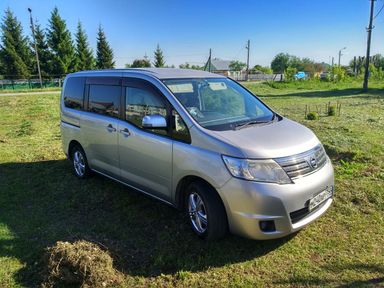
left=208, top=48, right=212, bottom=72
left=338, top=47, right=346, bottom=66
left=363, top=0, right=376, bottom=91
left=245, top=39, right=250, bottom=81
left=208, top=48, right=211, bottom=72
left=204, top=49, right=212, bottom=72
left=28, top=8, right=43, bottom=88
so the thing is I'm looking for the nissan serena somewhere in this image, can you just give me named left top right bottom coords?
left=60, top=68, right=334, bottom=240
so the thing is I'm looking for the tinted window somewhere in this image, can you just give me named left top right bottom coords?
left=64, top=77, right=85, bottom=109
left=89, top=85, right=120, bottom=117
left=125, top=86, right=167, bottom=129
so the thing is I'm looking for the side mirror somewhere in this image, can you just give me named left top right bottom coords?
left=142, top=114, right=167, bottom=129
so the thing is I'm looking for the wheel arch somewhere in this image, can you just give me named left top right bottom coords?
left=175, top=175, right=226, bottom=212
left=68, top=140, right=83, bottom=159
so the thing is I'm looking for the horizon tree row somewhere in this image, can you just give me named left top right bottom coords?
left=0, top=7, right=114, bottom=79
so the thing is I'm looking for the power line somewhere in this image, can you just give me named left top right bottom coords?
left=374, top=1, right=384, bottom=19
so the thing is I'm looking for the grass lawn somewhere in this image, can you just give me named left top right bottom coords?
left=0, top=80, right=383, bottom=287
left=0, top=87, right=61, bottom=94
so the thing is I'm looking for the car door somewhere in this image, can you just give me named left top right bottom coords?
left=117, top=78, right=173, bottom=201
left=81, top=77, right=122, bottom=178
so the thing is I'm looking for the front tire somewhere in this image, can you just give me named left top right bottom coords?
left=185, top=181, right=228, bottom=241
left=70, top=145, right=91, bottom=179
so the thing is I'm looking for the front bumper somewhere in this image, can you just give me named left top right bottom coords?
left=218, top=157, right=334, bottom=240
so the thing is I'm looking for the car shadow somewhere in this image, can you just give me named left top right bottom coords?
left=0, top=160, right=294, bottom=286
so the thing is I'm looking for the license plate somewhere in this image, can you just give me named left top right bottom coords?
left=309, top=187, right=333, bottom=211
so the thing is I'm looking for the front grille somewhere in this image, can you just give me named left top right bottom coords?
left=275, top=144, right=327, bottom=179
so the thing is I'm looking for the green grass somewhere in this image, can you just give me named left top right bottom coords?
left=0, top=80, right=383, bottom=287
left=0, top=87, right=61, bottom=94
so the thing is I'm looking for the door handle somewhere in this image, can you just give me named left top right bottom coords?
left=106, top=124, right=116, bottom=132
left=119, top=128, right=131, bottom=137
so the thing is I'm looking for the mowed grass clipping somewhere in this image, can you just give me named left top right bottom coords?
left=0, top=80, right=383, bottom=287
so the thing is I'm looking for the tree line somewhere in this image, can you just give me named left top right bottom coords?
left=271, top=52, right=384, bottom=81
left=270, top=53, right=326, bottom=76
left=348, top=54, right=384, bottom=78
left=4, top=6, right=382, bottom=81
left=0, top=7, right=115, bottom=79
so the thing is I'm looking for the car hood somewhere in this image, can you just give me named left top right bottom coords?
left=210, top=118, right=320, bottom=159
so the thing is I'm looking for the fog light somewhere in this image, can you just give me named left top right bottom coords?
left=259, top=220, right=276, bottom=232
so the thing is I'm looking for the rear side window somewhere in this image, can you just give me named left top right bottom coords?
left=88, top=85, right=121, bottom=118
left=63, top=77, right=85, bottom=110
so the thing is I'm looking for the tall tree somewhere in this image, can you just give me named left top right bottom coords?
left=0, top=8, right=32, bottom=78
left=153, top=44, right=165, bottom=67
left=288, top=56, right=304, bottom=71
left=33, top=23, right=52, bottom=77
left=271, top=53, right=290, bottom=73
left=74, top=21, right=94, bottom=71
left=46, top=7, right=75, bottom=76
left=96, top=25, right=114, bottom=69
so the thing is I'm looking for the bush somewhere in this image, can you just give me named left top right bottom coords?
left=130, top=59, right=151, bottom=68
left=328, top=105, right=336, bottom=116
left=306, top=112, right=319, bottom=120
left=284, top=67, right=297, bottom=82
left=369, top=63, right=384, bottom=80
left=330, top=66, right=346, bottom=82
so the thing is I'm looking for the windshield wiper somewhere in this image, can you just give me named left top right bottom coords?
left=233, top=113, right=277, bottom=130
left=233, top=120, right=269, bottom=130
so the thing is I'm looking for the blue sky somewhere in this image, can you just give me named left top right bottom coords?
left=1, top=0, right=384, bottom=68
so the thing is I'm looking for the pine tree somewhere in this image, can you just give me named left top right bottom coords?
left=46, top=7, right=75, bottom=76
left=153, top=44, right=165, bottom=67
left=33, top=23, right=52, bottom=77
left=96, top=25, right=114, bottom=69
left=74, top=21, right=94, bottom=71
left=0, top=8, right=32, bottom=78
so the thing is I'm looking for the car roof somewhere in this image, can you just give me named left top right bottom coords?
left=69, top=68, right=225, bottom=80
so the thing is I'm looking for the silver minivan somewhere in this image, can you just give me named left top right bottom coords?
left=60, top=68, right=334, bottom=240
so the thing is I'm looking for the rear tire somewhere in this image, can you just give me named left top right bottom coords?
left=185, top=181, right=228, bottom=241
left=70, top=145, right=91, bottom=179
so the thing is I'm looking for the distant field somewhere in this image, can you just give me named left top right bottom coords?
left=0, top=80, right=383, bottom=287
left=0, top=86, right=61, bottom=94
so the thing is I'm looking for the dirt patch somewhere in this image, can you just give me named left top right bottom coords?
left=42, top=240, right=123, bottom=288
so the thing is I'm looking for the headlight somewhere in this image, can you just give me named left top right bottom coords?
left=222, top=155, right=292, bottom=184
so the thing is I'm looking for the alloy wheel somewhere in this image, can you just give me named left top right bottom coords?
left=73, top=150, right=86, bottom=177
left=188, top=192, right=208, bottom=233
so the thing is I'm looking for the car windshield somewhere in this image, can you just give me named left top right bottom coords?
left=163, top=78, right=275, bottom=131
